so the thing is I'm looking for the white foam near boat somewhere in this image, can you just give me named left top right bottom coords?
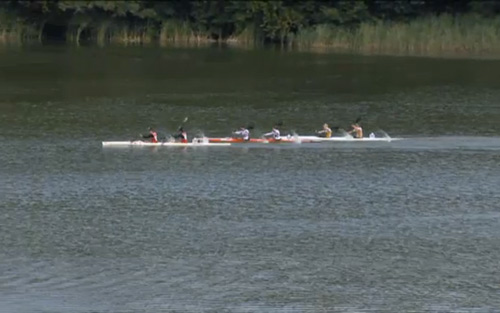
left=102, top=138, right=231, bottom=147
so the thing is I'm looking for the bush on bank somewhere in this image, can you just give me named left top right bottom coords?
left=1, top=0, right=500, bottom=56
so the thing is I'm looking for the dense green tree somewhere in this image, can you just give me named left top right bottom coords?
left=1, top=0, right=499, bottom=44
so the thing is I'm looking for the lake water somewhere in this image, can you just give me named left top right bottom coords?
left=1, top=45, right=500, bottom=312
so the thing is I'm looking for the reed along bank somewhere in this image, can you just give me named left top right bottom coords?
left=1, top=1, right=500, bottom=57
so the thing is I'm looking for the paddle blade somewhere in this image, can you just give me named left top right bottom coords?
left=275, top=120, right=284, bottom=127
left=355, top=117, right=361, bottom=123
left=247, top=122, right=255, bottom=130
left=183, top=117, right=189, bottom=123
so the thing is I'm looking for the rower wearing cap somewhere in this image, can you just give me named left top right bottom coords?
left=263, top=125, right=281, bottom=140
left=317, top=123, right=332, bottom=138
left=142, top=127, right=158, bottom=143
left=233, top=126, right=250, bottom=141
left=348, top=123, right=363, bottom=138
left=173, top=127, right=188, bottom=143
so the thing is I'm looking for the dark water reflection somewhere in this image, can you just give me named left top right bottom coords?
left=1, top=46, right=499, bottom=312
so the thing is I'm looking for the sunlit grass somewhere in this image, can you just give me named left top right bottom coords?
left=0, top=9, right=39, bottom=44
left=108, top=24, right=156, bottom=46
left=227, top=25, right=258, bottom=47
left=159, top=20, right=216, bottom=46
left=296, top=14, right=500, bottom=56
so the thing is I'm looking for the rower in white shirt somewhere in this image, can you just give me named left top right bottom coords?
left=233, top=126, right=250, bottom=141
left=263, top=125, right=281, bottom=140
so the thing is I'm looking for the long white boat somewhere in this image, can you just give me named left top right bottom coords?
left=102, top=134, right=401, bottom=147
left=102, top=140, right=230, bottom=147
left=293, top=135, right=401, bottom=142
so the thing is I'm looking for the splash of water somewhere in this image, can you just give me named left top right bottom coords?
left=192, top=131, right=208, bottom=143
left=373, top=129, right=391, bottom=139
left=336, top=129, right=353, bottom=138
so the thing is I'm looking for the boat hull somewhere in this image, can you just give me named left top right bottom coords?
left=206, top=137, right=316, bottom=144
left=102, top=141, right=231, bottom=147
left=295, top=136, right=401, bottom=142
left=103, top=135, right=400, bottom=147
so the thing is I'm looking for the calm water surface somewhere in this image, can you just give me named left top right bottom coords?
left=1, top=46, right=500, bottom=312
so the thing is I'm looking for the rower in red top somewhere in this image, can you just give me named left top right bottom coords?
left=142, top=127, right=158, bottom=143
left=173, top=127, right=188, bottom=143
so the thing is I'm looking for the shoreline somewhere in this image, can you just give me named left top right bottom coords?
left=2, top=40, right=499, bottom=61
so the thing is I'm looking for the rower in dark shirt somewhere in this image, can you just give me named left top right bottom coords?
left=142, top=127, right=158, bottom=143
left=172, top=127, right=188, bottom=143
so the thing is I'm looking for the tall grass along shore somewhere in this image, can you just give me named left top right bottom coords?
left=295, top=14, right=500, bottom=57
left=1, top=9, right=500, bottom=57
left=0, top=9, right=39, bottom=44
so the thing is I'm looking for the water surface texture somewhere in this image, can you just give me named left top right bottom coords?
left=1, top=46, right=500, bottom=312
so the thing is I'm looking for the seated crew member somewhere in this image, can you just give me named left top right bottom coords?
left=233, top=126, right=250, bottom=141
left=172, top=127, right=188, bottom=143
left=348, top=123, right=363, bottom=138
left=263, top=125, right=281, bottom=140
left=142, top=127, right=158, bottom=143
left=317, top=123, right=332, bottom=138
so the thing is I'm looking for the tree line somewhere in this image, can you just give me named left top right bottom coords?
left=2, top=0, right=500, bottom=44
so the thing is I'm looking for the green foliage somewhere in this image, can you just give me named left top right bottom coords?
left=1, top=0, right=500, bottom=52
left=58, top=0, right=155, bottom=19
left=250, top=0, right=306, bottom=43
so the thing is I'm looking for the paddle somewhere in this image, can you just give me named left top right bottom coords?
left=233, top=122, right=255, bottom=132
left=178, top=116, right=189, bottom=130
left=139, top=127, right=155, bottom=142
left=169, top=117, right=189, bottom=140
left=171, top=116, right=190, bottom=141
left=341, top=117, right=361, bottom=131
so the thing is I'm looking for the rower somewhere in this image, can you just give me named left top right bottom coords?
left=173, top=127, right=188, bottom=143
left=142, top=127, right=158, bottom=143
left=263, top=125, right=281, bottom=140
left=348, top=123, right=363, bottom=138
left=317, top=123, right=332, bottom=138
left=233, top=126, right=250, bottom=141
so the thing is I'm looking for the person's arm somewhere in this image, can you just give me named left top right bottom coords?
left=233, top=130, right=244, bottom=135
